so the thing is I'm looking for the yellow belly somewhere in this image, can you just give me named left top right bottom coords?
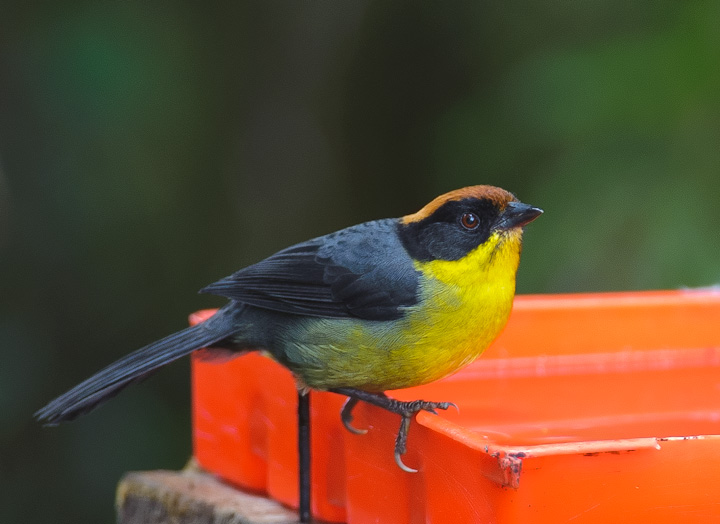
left=289, top=231, right=522, bottom=391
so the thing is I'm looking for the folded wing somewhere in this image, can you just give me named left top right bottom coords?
left=200, top=219, right=419, bottom=321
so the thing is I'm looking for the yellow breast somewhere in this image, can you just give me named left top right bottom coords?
left=391, top=229, right=522, bottom=388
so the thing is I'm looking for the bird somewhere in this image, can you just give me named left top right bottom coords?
left=36, top=185, right=542, bottom=471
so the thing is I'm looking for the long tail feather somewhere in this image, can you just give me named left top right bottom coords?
left=35, top=308, right=237, bottom=426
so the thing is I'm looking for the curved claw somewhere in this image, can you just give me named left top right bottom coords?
left=340, top=396, right=368, bottom=435
left=395, top=450, right=418, bottom=473
left=418, top=401, right=459, bottom=416
left=393, top=415, right=419, bottom=473
left=430, top=401, right=458, bottom=413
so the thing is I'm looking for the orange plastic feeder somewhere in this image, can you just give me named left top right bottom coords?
left=191, top=289, right=720, bottom=523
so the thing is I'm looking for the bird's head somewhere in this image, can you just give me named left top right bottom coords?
left=398, top=185, right=542, bottom=263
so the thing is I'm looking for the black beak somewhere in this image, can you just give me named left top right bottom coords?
left=496, top=201, right=543, bottom=230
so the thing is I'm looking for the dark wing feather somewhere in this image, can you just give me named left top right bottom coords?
left=200, top=219, right=419, bottom=320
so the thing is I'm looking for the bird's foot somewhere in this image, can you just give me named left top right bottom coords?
left=331, top=387, right=457, bottom=473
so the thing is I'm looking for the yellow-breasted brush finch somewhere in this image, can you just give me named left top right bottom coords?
left=36, top=185, right=542, bottom=470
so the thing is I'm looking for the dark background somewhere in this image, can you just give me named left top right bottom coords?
left=1, top=2, right=719, bottom=522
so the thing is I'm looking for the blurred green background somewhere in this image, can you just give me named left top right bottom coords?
left=1, top=1, right=719, bottom=522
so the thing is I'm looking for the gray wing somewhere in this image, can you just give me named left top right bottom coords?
left=200, top=219, right=420, bottom=321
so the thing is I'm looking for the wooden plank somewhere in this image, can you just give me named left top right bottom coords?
left=116, top=462, right=298, bottom=524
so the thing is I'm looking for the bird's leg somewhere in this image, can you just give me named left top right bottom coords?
left=331, top=387, right=457, bottom=473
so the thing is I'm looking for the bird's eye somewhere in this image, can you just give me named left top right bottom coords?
left=460, top=212, right=479, bottom=230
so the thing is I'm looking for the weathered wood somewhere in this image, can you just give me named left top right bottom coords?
left=116, top=461, right=298, bottom=524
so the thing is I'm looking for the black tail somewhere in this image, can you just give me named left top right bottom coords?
left=35, top=307, right=238, bottom=426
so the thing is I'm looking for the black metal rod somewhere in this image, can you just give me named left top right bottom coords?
left=298, top=391, right=311, bottom=523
